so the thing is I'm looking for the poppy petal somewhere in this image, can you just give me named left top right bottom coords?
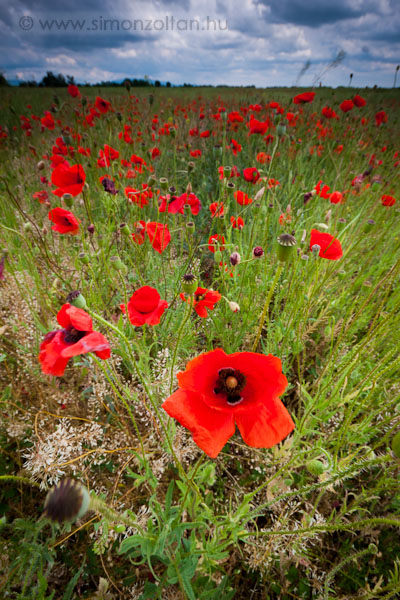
left=162, top=389, right=235, bottom=458
left=61, top=331, right=110, bottom=358
left=235, top=400, right=294, bottom=448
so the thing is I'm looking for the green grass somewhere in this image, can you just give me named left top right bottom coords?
left=0, top=85, right=399, bottom=599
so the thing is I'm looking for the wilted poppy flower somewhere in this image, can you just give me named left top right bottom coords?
left=125, top=185, right=152, bottom=207
left=39, top=304, right=110, bottom=376
left=120, top=286, right=168, bottom=326
left=243, top=167, right=260, bottom=183
left=381, top=194, right=396, bottom=206
left=132, top=220, right=146, bottom=245
left=146, top=222, right=171, bottom=253
left=310, top=229, right=342, bottom=260
left=208, top=234, right=226, bottom=252
left=353, top=94, right=366, bottom=108
left=33, top=190, right=49, bottom=204
left=340, top=100, right=354, bottom=113
left=180, top=287, right=221, bottom=318
left=51, top=163, right=86, bottom=197
left=293, top=92, right=315, bottom=104
left=234, top=190, right=253, bottom=206
left=48, top=207, right=80, bottom=235
left=162, top=348, right=294, bottom=458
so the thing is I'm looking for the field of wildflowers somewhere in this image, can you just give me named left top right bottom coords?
left=0, top=84, right=399, bottom=599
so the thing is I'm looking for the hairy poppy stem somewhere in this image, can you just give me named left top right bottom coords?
left=169, top=295, right=194, bottom=394
left=252, top=263, right=284, bottom=352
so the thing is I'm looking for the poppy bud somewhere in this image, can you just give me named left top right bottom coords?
left=337, top=218, right=346, bottom=230
left=87, top=224, right=95, bottom=235
left=184, top=203, right=192, bottom=216
left=277, top=233, right=296, bottom=262
left=43, top=478, right=90, bottom=524
left=186, top=182, right=192, bottom=195
left=23, top=222, right=33, bottom=233
left=228, top=301, right=240, bottom=313
left=78, top=252, right=89, bottom=264
left=62, top=133, right=71, bottom=146
left=119, top=222, right=131, bottom=237
left=391, top=430, right=400, bottom=458
left=66, top=290, right=87, bottom=309
left=254, top=187, right=266, bottom=202
left=187, top=161, right=195, bottom=172
left=252, top=246, right=264, bottom=259
left=37, top=160, right=45, bottom=171
left=371, top=181, right=381, bottom=192
left=62, top=193, right=73, bottom=208
left=169, top=126, right=176, bottom=138
left=214, top=250, right=222, bottom=263
left=368, top=543, right=378, bottom=555
left=306, top=459, right=326, bottom=476
left=159, top=177, right=168, bottom=190
left=82, top=97, right=87, bottom=107
left=147, top=174, right=157, bottom=187
left=182, top=273, right=198, bottom=295
left=230, top=251, right=241, bottom=266
left=116, top=112, right=122, bottom=122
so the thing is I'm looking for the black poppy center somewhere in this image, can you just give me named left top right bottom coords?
left=63, top=327, right=86, bottom=344
left=214, top=368, right=246, bottom=406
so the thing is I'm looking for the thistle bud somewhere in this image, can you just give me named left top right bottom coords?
left=252, top=246, right=264, bottom=259
left=230, top=251, right=241, bottom=266
left=66, top=290, right=87, bottom=309
left=182, top=273, right=198, bottom=295
left=277, top=233, right=296, bottom=262
left=43, top=478, right=90, bottom=524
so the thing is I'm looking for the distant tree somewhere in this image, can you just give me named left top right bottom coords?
left=0, top=73, right=10, bottom=86
left=40, top=71, right=69, bottom=87
left=19, top=80, right=37, bottom=87
left=66, top=75, right=76, bottom=85
left=166, top=81, right=171, bottom=87
left=155, top=80, right=161, bottom=87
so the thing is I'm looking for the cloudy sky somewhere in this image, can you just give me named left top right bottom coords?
left=1, top=0, right=399, bottom=87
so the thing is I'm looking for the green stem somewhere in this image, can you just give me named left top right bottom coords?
left=251, top=262, right=284, bottom=352
left=169, top=295, right=194, bottom=393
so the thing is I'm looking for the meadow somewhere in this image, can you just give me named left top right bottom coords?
left=0, top=84, right=399, bottom=599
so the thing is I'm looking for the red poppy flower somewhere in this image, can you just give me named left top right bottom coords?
left=97, top=144, right=119, bottom=167
left=125, top=184, right=152, bottom=207
left=48, top=207, right=80, bottom=235
left=51, top=163, right=86, bottom=197
left=41, top=111, right=55, bottom=130
left=310, top=229, right=342, bottom=260
left=231, top=216, right=244, bottom=230
left=234, top=190, right=253, bottom=206
left=67, top=84, right=80, bottom=98
left=247, top=118, right=269, bottom=135
left=321, top=106, right=338, bottom=119
left=243, top=167, right=260, bottom=183
left=33, top=190, right=49, bottom=204
left=314, top=180, right=331, bottom=199
left=329, top=191, right=343, bottom=204
left=162, top=348, right=294, bottom=458
left=120, top=286, right=168, bottom=326
left=293, top=92, right=315, bottom=104
left=353, top=94, right=366, bottom=108
left=132, top=220, right=146, bottom=245
left=256, top=152, right=271, bottom=164
left=146, top=222, right=171, bottom=253
left=95, top=96, right=112, bottom=114
left=209, top=202, right=224, bottom=217
left=39, top=304, right=110, bottom=376
left=375, top=111, right=388, bottom=126
left=340, top=100, right=354, bottom=113
left=381, top=194, right=396, bottom=206
left=208, top=234, right=226, bottom=252
left=180, top=287, right=221, bottom=318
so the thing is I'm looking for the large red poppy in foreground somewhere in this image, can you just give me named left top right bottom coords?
left=120, top=286, right=168, bottom=326
left=162, top=349, right=294, bottom=458
left=51, top=163, right=86, bottom=197
left=310, top=229, right=343, bottom=260
left=39, top=304, right=110, bottom=376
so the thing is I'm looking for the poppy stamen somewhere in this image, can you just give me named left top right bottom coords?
left=214, top=368, right=246, bottom=405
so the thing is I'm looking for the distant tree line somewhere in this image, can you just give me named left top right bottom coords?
left=1, top=71, right=173, bottom=88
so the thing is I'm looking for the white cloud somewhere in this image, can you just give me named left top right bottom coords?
left=46, top=54, right=77, bottom=66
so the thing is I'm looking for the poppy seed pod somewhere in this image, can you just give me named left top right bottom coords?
left=364, top=218, right=375, bottom=233
left=159, top=177, right=168, bottom=190
left=78, top=252, right=89, bottom=264
left=66, top=290, right=87, bottom=310
left=182, top=273, right=198, bottom=295
left=43, top=478, right=90, bottom=524
left=110, top=256, right=128, bottom=274
left=186, top=221, right=195, bottom=233
left=277, top=233, right=296, bottom=262
left=311, top=244, right=321, bottom=257
left=119, top=222, right=131, bottom=237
